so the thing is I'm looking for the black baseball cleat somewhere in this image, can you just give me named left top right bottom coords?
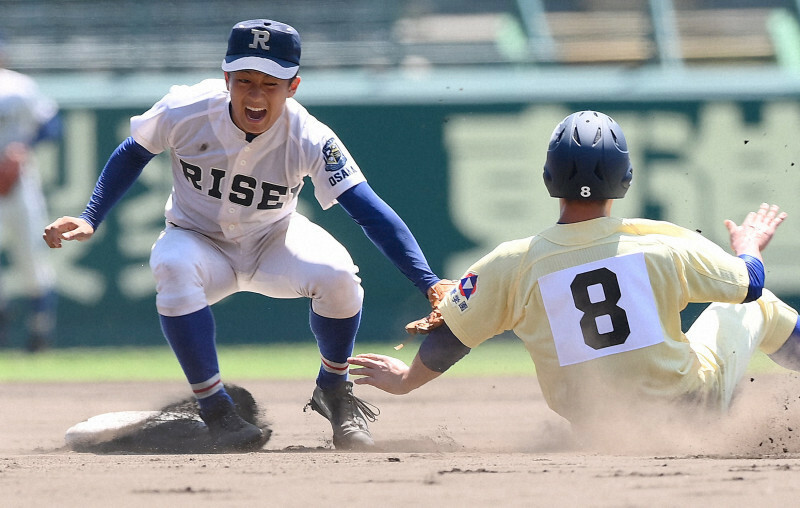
left=200, top=397, right=267, bottom=452
left=306, top=381, right=380, bottom=450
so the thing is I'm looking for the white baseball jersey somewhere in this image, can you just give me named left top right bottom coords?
left=130, top=79, right=366, bottom=240
left=439, top=216, right=798, bottom=425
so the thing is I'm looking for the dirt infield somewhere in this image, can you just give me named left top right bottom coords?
left=4, top=373, right=800, bottom=507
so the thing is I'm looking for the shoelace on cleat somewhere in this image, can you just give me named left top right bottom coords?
left=348, top=394, right=380, bottom=422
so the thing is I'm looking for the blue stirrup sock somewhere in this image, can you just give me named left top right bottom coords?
left=309, top=308, right=361, bottom=389
left=768, top=316, right=800, bottom=371
left=159, top=306, right=233, bottom=412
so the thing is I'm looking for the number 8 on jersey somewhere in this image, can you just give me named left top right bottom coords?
left=539, top=252, right=665, bottom=366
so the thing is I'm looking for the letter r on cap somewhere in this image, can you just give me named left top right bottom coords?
left=249, top=29, right=270, bottom=50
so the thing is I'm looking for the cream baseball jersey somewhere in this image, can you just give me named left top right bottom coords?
left=439, top=216, right=796, bottom=422
left=0, top=69, right=58, bottom=149
left=130, top=79, right=365, bottom=240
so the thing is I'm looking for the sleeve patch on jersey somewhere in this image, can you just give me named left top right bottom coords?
left=538, top=252, right=665, bottom=366
left=446, top=272, right=478, bottom=314
left=322, top=138, right=348, bottom=172
left=447, top=289, right=470, bottom=314
left=459, top=272, right=479, bottom=300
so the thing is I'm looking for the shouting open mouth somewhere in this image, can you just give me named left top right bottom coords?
left=245, top=106, right=267, bottom=122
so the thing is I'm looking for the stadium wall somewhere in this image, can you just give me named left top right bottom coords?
left=12, top=68, right=800, bottom=347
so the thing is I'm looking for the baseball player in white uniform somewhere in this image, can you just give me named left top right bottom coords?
left=43, top=19, right=449, bottom=451
left=0, top=39, right=59, bottom=352
left=348, top=111, right=800, bottom=442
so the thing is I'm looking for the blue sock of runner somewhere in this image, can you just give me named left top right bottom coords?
left=309, top=308, right=361, bottom=389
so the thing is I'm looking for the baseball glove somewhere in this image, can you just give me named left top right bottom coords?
left=404, top=308, right=445, bottom=335
left=397, top=279, right=458, bottom=347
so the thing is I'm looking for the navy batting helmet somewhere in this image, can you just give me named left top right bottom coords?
left=543, top=111, right=633, bottom=200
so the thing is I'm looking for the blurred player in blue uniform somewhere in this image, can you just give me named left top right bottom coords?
left=0, top=35, right=59, bottom=352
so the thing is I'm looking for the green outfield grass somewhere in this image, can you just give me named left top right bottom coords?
left=0, top=339, right=784, bottom=382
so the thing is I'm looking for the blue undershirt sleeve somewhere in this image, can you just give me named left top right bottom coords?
left=337, top=182, right=440, bottom=295
left=739, top=254, right=765, bottom=303
left=79, top=136, right=156, bottom=230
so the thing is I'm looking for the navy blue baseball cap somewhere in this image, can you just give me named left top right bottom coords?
left=221, top=20, right=301, bottom=79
